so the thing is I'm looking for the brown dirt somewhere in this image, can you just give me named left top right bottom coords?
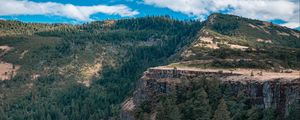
left=194, top=36, right=220, bottom=49
left=0, top=45, right=12, bottom=57
left=79, top=61, right=102, bottom=87
left=228, top=44, right=249, bottom=50
left=0, top=45, right=20, bottom=80
left=154, top=66, right=300, bottom=81
left=0, top=61, right=20, bottom=80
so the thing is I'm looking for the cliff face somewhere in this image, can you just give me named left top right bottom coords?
left=223, top=80, right=300, bottom=117
left=120, top=67, right=300, bottom=120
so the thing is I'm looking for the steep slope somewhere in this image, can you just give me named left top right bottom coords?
left=0, top=13, right=299, bottom=120
left=121, top=67, right=300, bottom=120
left=205, top=13, right=300, bottom=48
left=121, top=14, right=300, bottom=120
left=178, top=13, right=300, bottom=69
left=0, top=17, right=202, bottom=119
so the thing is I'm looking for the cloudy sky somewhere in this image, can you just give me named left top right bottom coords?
left=0, top=0, right=299, bottom=29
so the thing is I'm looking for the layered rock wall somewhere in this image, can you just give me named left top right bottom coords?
left=121, top=68, right=300, bottom=120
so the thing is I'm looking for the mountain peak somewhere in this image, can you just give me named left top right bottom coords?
left=203, top=13, right=299, bottom=42
left=177, top=13, right=300, bottom=70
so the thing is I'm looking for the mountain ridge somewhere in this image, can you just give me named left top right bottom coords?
left=0, top=13, right=299, bottom=119
left=120, top=13, right=300, bottom=120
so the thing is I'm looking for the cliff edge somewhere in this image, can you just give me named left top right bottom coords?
left=121, top=66, right=300, bottom=120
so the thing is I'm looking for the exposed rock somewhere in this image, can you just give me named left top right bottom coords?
left=121, top=67, right=300, bottom=120
left=227, top=44, right=249, bottom=51
left=256, top=38, right=273, bottom=44
left=193, top=33, right=249, bottom=51
left=277, top=31, right=290, bottom=36
left=31, top=73, right=40, bottom=80
left=121, top=98, right=136, bottom=120
left=0, top=45, right=13, bottom=57
left=19, top=50, right=28, bottom=59
left=180, top=50, right=195, bottom=58
left=248, top=23, right=258, bottom=29
left=194, top=36, right=220, bottom=49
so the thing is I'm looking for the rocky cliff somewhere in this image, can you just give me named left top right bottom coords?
left=120, top=67, right=300, bottom=120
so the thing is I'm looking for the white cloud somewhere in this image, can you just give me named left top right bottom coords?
left=281, top=22, right=300, bottom=29
left=143, top=0, right=300, bottom=29
left=0, top=0, right=139, bottom=21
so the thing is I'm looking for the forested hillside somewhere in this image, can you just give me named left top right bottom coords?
left=130, top=14, right=300, bottom=120
left=0, top=16, right=202, bottom=119
left=0, top=14, right=299, bottom=120
left=177, top=13, right=300, bottom=70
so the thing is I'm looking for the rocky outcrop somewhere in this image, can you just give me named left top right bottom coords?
left=223, top=79, right=300, bottom=117
left=120, top=68, right=300, bottom=120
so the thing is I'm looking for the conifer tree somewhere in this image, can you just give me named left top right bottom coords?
left=0, top=108, right=7, bottom=120
left=262, top=108, right=277, bottom=120
left=213, top=98, right=231, bottom=120
left=287, top=103, right=300, bottom=120
left=246, top=107, right=262, bottom=120
left=157, top=94, right=182, bottom=120
left=183, top=88, right=211, bottom=120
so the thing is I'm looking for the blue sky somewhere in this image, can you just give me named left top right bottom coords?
left=0, top=0, right=299, bottom=30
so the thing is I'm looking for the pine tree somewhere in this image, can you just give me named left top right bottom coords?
left=183, top=89, right=211, bottom=120
left=157, top=95, right=182, bottom=120
left=47, top=114, right=52, bottom=120
left=0, top=107, right=7, bottom=120
left=287, top=103, right=300, bottom=120
left=246, top=107, right=263, bottom=120
left=262, top=108, right=277, bottom=120
left=207, top=78, right=222, bottom=110
left=213, top=98, right=231, bottom=120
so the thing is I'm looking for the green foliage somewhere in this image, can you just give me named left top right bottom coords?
left=135, top=100, right=152, bottom=120
left=209, top=14, right=240, bottom=36
left=212, top=98, right=231, bottom=120
left=156, top=94, right=182, bottom=120
left=287, top=103, right=300, bottom=120
left=184, top=89, right=211, bottom=120
left=185, top=42, right=300, bottom=69
left=207, top=13, right=300, bottom=48
left=137, top=77, right=290, bottom=120
left=182, top=13, right=300, bottom=69
left=262, top=108, right=277, bottom=120
left=0, top=16, right=202, bottom=119
left=1, top=14, right=299, bottom=120
left=245, top=107, right=263, bottom=120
